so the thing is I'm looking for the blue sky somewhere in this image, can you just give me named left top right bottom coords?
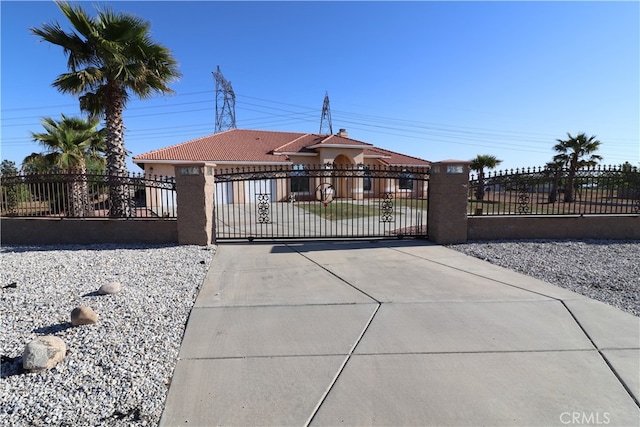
left=2, top=1, right=639, bottom=172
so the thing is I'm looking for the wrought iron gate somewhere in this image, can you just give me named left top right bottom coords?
left=213, top=164, right=429, bottom=240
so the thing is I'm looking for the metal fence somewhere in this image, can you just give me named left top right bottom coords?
left=468, top=165, right=640, bottom=216
left=214, top=164, right=430, bottom=240
left=0, top=170, right=176, bottom=218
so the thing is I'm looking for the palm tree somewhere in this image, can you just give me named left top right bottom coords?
left=31, top=1, right=181, bottom=217
left=552, top=132, right=602, bottom=202
left=544, top=159, right=565, bottom=203
left=470, top=154, right=503, bottom=201
left=24, top=114, right=105, bottom=217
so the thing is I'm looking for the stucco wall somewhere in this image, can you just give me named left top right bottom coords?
left=141, top=163, right=175, bottom=177
left=467, top=215, right=640, bottom=241
left=316, top=148, right=364, bottom=165
left=1, top=218, right=178, bottom=245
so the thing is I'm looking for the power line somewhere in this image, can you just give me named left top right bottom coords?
left=0, top=89, right=216, bottom=113
left=2, top=92, right=638, bottom=156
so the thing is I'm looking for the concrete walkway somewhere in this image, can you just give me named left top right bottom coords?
left=160, top=240, right=640, bottom=426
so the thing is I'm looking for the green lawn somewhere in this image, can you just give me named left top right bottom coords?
left=296, top=198, right=429, bottom=221
left=298, top=201, right=383, bottom=220
left=394, top=198, right=428, bottom=210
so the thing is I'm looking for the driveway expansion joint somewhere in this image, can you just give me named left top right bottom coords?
left=599, top=351, right=640, bottom=408
left=391, top=246, right=567, bottom=301
left=561, top=300, right=640, bottom=409
left=286, top=242, right=381, bottom=304
left=192, top=301, right=377, bottom=309
left=304, top=302, right=382, bottom=427
left=351, top=349, right=600, bottom=356
left=180, top=353, right=353, bottom=361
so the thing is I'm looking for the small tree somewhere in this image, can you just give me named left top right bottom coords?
left=1, top=160, right=18, bottom=176
left=610, top=162, right=640, bottom=200
left=470, top=154, right=503, bottom=201
left=25, top=114, right=105, bottom=217
left=1, top=160, right=23, bottom=214
left=552, top=132, right=602, bottom=202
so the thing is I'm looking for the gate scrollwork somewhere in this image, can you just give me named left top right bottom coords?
left=256, top=194, right=271, bottom=223
left=380, top=192, right=395, bottom=222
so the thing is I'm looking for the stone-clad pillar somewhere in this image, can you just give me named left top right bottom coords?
left=174, top=163, right=216, bottom=245
left=428, top=160, right=471, bottom=244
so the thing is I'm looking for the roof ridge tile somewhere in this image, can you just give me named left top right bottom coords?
left=367, top=146, right=430, bottom=163
left=272, top=133, right=311, bottom=152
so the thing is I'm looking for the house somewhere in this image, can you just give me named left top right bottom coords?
left=132, top=128, right=431, bottom=204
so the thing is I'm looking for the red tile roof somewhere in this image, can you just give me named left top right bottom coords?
left=133, top=128, right=430, bottom=166
left=364, top=146, right=432, bottom=166
left=133, top=129, right=298, bottom=163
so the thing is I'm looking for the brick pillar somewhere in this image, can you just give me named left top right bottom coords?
left=174, top=163, right=215, bottom=245
left=428, top=160, right=471, bottom=244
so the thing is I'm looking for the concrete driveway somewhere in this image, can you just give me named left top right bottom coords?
left=160, top=240, right=640, bottom=426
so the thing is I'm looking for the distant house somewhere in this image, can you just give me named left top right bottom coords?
left=132, top=128, right=431, bottom=204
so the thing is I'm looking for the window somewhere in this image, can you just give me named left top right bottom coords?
left=291, top=164, right=310, bottom=193
left=363, top=166, right=372, bottom=191
left=399, top=170, right=413, bottom=190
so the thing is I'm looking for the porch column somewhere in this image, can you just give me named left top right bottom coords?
left=351, top=165, right=365, bottom=201
left=428, top=160, right=470, bottom=244
left=174, top=163, right=216, bottom=245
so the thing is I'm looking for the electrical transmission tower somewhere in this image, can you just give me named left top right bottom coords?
left=212, top=66, right=237, bottom=133
left=319, top=92, right=333, bottom=135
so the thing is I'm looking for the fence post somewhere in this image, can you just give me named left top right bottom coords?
left=428, top=160, right=471, bottom=244
left=174, top=163, right=216, bottom=245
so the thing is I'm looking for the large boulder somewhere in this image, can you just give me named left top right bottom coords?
left=71, top=306, right=98, bottom=326
left=22, top=335, right=66, bottom=372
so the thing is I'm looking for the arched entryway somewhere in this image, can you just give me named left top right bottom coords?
left=333, top=154, right=353, bottom=198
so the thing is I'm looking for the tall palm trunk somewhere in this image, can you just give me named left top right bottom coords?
left=476, top=170, right=486, bottom=201
left=564, top=158, right=578, bottom=202
left=548, top=169, right=561, bottom=203
left=67, top=162, right=92, bottom=217
left=105, top=86, right=132, bottom=217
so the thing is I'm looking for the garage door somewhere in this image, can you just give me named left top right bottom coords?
left=246, top=179, right=275, bottom=203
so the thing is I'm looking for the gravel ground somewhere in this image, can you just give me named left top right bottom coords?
left=449, top=239, right=640, bottom=317
left=0, top=244, right=214, bottom=426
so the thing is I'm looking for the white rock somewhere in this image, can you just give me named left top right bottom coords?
left=98, top=281, right=122, bottom=295
left=22, top=336, right=66, bottom=372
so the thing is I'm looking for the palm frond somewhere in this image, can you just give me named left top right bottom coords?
left=79, top=91, right=105, bottom=119
left=28, top=115, right=106, bottom=171
left=53, top=72, right=93, bottom=94
left=56, top=1, right=97, bottom=40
